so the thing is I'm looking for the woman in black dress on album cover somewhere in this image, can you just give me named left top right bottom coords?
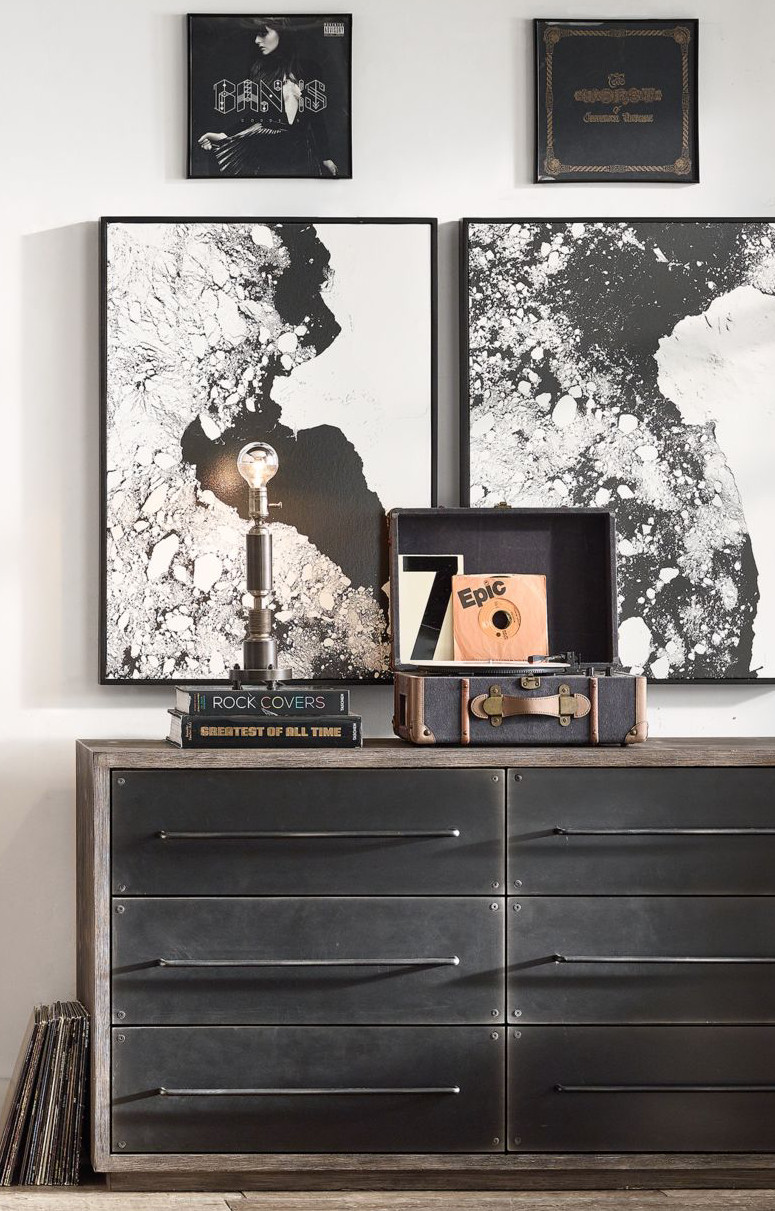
left=197, top=18, right=339, bottom=178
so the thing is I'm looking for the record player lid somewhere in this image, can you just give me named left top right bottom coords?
left=388, top=507, right=618, bottom=675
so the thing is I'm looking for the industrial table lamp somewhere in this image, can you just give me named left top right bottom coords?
left=230, top=441, right=293, bottom=688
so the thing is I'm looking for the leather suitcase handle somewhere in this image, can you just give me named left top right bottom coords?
left=470, top=687, right=591, bottom=725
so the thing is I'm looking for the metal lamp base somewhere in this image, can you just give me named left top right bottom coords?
left=230, top=663, right=294, bottom=690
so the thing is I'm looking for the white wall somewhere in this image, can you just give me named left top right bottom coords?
left=2, top=0, right=775, bottom=1089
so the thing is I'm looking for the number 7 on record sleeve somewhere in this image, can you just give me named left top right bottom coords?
left=397, top=554, right=464, bottom=663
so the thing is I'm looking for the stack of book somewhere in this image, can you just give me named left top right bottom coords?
left=167, top=686, right=362, bottom=748
left=0, top=1001, right=89, bottom=1186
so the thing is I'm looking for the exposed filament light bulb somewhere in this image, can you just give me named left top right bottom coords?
left=237, top=442, right=279, bottom=490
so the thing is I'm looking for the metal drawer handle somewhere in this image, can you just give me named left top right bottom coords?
left=556, top=1084, right=775, bottom=1093
left=554, top=955, right=775, bottom=964
left=155, top=957, right=460, bottom=968
left=156, top=1085, right=460, bottom=1097
left=156, top=829, right=460, bottom=841
left=554, top=827, right=775, bottom=837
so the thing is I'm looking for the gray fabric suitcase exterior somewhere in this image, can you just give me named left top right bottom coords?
left=393, top=669, right=647, bottom=746
left=389, top=508, right=647, bottom=747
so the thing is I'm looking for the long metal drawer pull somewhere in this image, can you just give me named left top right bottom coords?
left=156, top=1086, right=460, bottom=1097
left=556, top=1084, right=775, bottom=1093
left=554, top=955, right=775, bottom=964
left=156, top=829, right=460, bottom=841
left=553, top=827, right=775, bottom=836
left=155, top=957, right=460, bottom=968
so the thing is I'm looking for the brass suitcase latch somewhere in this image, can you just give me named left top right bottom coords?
left=557, top=684, right=576, bottom=727
left=480, top=685, right=504, bottom=726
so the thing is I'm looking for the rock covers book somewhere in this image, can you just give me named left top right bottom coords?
left=174, top=686, right=350, bottom=715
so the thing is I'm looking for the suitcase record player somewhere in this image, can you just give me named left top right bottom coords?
left=389, top=508, right=647, bottom=747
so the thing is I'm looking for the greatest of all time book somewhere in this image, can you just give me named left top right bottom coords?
left=167, top=712, right=362, bottom=748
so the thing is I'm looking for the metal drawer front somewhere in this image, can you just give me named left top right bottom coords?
left=509, top=767, right=775, bottom=894
left=112, top=769, right=504, bottom=896
left=112, top=1026, right=505, bottom=1153
left=509, top=1026, right=775, bottom=1152
left=509, top=897, right=775, bottom=1023
left=113, top=897, right=504, bottom=1025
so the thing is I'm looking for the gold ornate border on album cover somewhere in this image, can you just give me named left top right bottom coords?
left=542, top=25, right=693, bottom=178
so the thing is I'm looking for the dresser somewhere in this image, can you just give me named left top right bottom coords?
left=76, top=738, right=775, bottom=1192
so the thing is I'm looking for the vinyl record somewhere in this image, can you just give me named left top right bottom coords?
left=452, top=574, right=549, bottom=661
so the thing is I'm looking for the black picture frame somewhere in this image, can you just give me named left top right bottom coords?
left=460, top=217, right=775, bottom=685
left=187, top=14, right=353, bottom=179
left=100, top=216, right=437, bottom=686
left=535, top=18, right=699, bottom=183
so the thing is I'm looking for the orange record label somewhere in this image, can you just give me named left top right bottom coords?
left=451, top=574, right=548, bottom=661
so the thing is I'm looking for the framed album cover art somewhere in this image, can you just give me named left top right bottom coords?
left=101, top=217, right=437, bottom=684
left=461, top=218, right=775, bottom=683
left=535, top=19, right=698, bottom=183
left=188, top=14, right=352, bottom=179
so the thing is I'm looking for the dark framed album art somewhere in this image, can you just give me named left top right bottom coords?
left=100, top=217, right=437, bottom=684
left=188, top=14, right=352, bottom=179
left=461, top=218, right=775, bottom=683
left=535, top=19, right=698, bottom=183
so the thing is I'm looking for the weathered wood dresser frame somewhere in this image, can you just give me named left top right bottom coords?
left=77, top=738, right=775, bottom=1192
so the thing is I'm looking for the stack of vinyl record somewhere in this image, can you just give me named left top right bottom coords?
left=167, top=685, right=362, bottom=748
left=0, top=1002, right=89, bottom=1186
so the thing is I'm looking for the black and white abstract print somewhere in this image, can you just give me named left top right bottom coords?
left=464, top=220, right=775, bottom=681
left=102, top=220, right=434, bottom=683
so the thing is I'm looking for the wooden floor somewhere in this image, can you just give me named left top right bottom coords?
left=2, top=1192, right=775, bottom=1210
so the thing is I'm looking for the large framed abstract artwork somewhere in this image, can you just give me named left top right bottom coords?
left=101, top=217, right=437, bottom=684
left=461, top=219, right=775, bottom=683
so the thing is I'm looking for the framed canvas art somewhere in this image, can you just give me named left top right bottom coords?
left=101, top=217, right=436, bottom=684
left=461, top=218, right=775, bottom=682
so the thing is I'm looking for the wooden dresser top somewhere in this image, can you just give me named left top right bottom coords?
left=76, top=737, right=775, bottom=770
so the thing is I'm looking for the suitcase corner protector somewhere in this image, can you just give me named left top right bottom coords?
left=394, top=721, right=437, bottom=745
